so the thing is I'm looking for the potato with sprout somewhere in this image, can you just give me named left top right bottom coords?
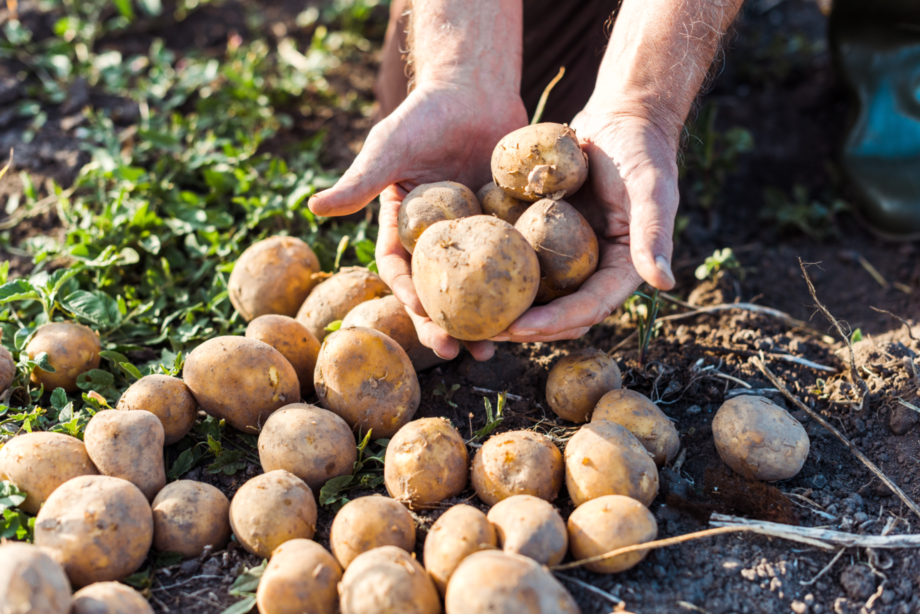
left=491, top=123, right=588, bottom=201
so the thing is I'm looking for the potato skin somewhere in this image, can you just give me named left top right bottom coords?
left=471, top=430, right=563, bottom=505
left=0, top=542, right=72, bottom=614
left=0, top=431, right=98, bottom=514
left=423, top=504, right=497, bottom=596
left=71, top=582, right=154, bottom=614
left=384, top=417, right=468, bottom=508
left=183, top=336, right=301, bottom=434
left=340, top=546, right=440, bottom=614
left=229, top=470, right=317, bottom=558
left=246, top=315, right=321, bottom=396
left=329, top=495, right=416, bottom=569
left=0, top=345, right=14, bottom=391
left=341, top=295, right=443, bottom=371
left=567, top=495, right=658, bottom=573
left=592, top=389, right=680, bottom=466
left=84, top=409, right=166, bottom=501
left=491, top=123, right=588, bottom=202
left=151, top=480, right=231, bottom=558
left=712, top=396, right=810, bottom=481
left=258, top=404, right=357, bottom=491
left=116, top=375, right=197, bottom=445
left=26, top=322, right=101, bottom=393
left=256, top=539, right=342, bottom=614
left=296, top=266, right=390, bottom=342
left=546, top=349, right=622, bottom=423
left=487, top=495, right=567, bottom=566
left=477, top=182, right=529, bottom=225
left=34, top=475, right=153, bottom=587
left=398, top=181, right=482, bottom=254
left=412, top=216, right=540, bottom=341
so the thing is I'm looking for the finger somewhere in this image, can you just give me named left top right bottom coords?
left=405, top=307, right=461, bottom=360
left=462, top=340, right=495, bottom=362
left=492, top=327, right=591, bottom=343
left=376, top=192, right=426, bottom=316
left=627, top=157, right=679, bottom=291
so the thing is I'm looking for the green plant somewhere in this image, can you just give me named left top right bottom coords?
left=432, top=382, right=461, bottom=409
left=625, top=289, right=661, bottom=366
left=220, top=560, right=268, bottom=614
left=761, top=184, right=848, bottom=240
left=472, top=392, right=506, bottom=442
left=318, top=430, right=389, bottom=511
left=682, top=103, right=754, bottom=209
left=695, top=247, right=744, bottom=282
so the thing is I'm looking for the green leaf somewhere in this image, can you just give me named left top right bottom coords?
left=167, top=447, right=204, bottom=480
left=111, top=0, right=135, bottom=19
left=207, top=449, right=245, bottom=475
left=0, top=481, right=26, bottom=513
left=850, top=328, right=863, bottom=344
left=122, top=568, right=152, bottom=589
left=319, top=474, right=354, bottom=507
left=76, top=369, right=115, bottom=391
left=155, top=551, right=184, bottom=567
left=333, top=235, right=349, bottom=272
left=50, top=388, right=68, bottom=411
left=31, top=352, right=56, bottom=373
left=353, top=239, right=375, bottom=265
left=229, top=560, right=267, bottom=595
left=220, top=596, right=256, bottom=614
left=325, top=319, right=343, bottom=333
left=0, top=279, right=40, bottom=303
left=63, top=291, right=122, bottom=327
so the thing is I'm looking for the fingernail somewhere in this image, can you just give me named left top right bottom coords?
left=433, top=349, right=450, bottom=360
left=512, top=330, right=538, bottom=336
left=655, top=255, right=676, bottom=286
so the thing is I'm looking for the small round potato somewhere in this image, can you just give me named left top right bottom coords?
left=229, top=236, right=322, bottom=321
left=340, top=546, right=441, bottom=614
left=246, top=315, right=321, bottom=396
left=424, top=504, right=497, bottom=596
left=296, top=266, right=390, bottom=342
left=183, top=336, right=301, bottom=434
left=491, top=123, right=588, bottom=202
left=329, top=495, right=416, bottom=569
left=71, top=582, right=154, bottom=614
left=567, top=495, right=658, bottom=573
left=26, top=322, right=101, bottom=393
left=84, top=409, right=166, bottom=501
left=384, top=417, right=468, bottom=508
left=546, top=349, right=622, bottom=423
left=314, top=327, right=420, bottom=439
left=564, top=420, right=659, bottom=508
left=712, top=396, right=810, bottom=481
left=487, top=495, right=568, bottom=566
left=0, top=431, right=98, bottom=514
left=256, top=539, right=343, bottom=614
left=471, top=430, right=563, bottom=505
left=116, top=374, right=197, bottom=445
left=34, top=475, right=153, bottom=587
left=0, top=542, right=71, bottom=614
left=258, top=404, right=357, bottom=491
left=229, top=470, right=317, bottom=559
left=477, top=182, right=529, bottom=225
left=592, top=389, right=680, bottom=466
left=397, top=181, right=482, bottom=254
left=152, top=480, right=231, bottom=558
left=0, top=345, right=14, bottom=391
left=341, top=295, right=443, bottom=371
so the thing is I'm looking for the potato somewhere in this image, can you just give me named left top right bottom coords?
left=84, top=409, right=165, bottom=501
left=296, top=266, right=390, bottom=341
left=25, top=322, right=101, bottom=393
left=471, top=430, right=563, bottom=505
left=314, top=327, right=420, bottom=439
left=256, top=539, right=343, bottom=614
left=397, top=181, right=482, bottom=254
left=339, top=546, right=440, bottom=614
left=183, top=336, right=300, bottom=433
left=445, top=551, right=581, bottom=614
left=712, top=396, right=810, bottom=481
left=229, top=236, right=322, bottom=321
left=423, top=504, right=497, bottom=596
left=35, top=475, right=153, bottom=587
left=115, top=374, right=197, bottom=445
left=71, top=582, right=154, bottom=614
left=592, top=389, right=680, bottom=466
left=412, top=216, right=540, bottom=341
left=546, top=348, right=622, bottom=423
left=0, top=431, right=98, bottom=514
left=341, top=295, right=443, bottom=371
left=477, top=181, right=529, bottom=225
left=0, top=345, right=14, bottom=391
left=567, top=495, right=658, bottom=573
left=564, top=420, right=658, bottom=507
left=329, top=495, right=416, bottom=569
left=491, top=123, right=588, bottom=202
left=229, top=470, right=317, bottom=558
left=152, top=480, right=231, bottom=558
left=0, top=542, right=71, bottom=614
left=384, top=417, right=468, bottom=508
left=258, top=404, right=357, bottom=491
left=487, top=494, right=567, bottom=566
left=246, top=315, right=321, bottom=396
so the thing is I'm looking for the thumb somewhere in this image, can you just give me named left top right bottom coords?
left=628, top=167, right=678, bottom=291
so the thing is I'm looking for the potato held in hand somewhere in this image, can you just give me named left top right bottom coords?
left=477, top=181, right=529, bottom=225
left=592, top=389, right=680, bottom=466
left=546, top=348, right=622, bottom=423
left=339, top=546, right=440, bottom=614
left=341, top=295, right=443, bottom=371
left=26, top=322, right=101, bottom=393
left=257, top=539, right=343, bottom=614
left=230, top=470, right=317, bottom=559
left=84, top=409, right=166, bottom=501
left=71, top=582, right=154, bottom=614
left=0, top=542, right=72, bottom=614
left=296, top=266, right=390, bottom=342
left=487, top=494, right=568, bottom=566
left=384, top=417, right=468, bottom=508
left=246, top=315, right=321, bottom=396
left=491, top=122, right=588, bottom=201
left=152, top=480, right=231, bottom=559
left=116, top=374, right=197, bottom=445
left=471, top=430, right=563, bottom=505
left=397, top=181, right=482, bottom=254
left=567, top=495, right=658, bottom=573
left=424, top=504, right=497, bottom=596
left=329, top=495, right=416, bottom=569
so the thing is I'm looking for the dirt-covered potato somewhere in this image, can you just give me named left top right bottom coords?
left=296, top=266, right=390, bottom=341
left=26, top=322, right=101, bottom=392
left=0, top=431, right=98, bottom=514
left=341, top=295, right=443, bottom=371
left=424, top=504, right=497, bottom=596
left=84, top=409, right=166, bottom=501
left=0, top=345, right=14, bottom=392
left=712, top=396, right=810, bottom=481
left=384, top=417, right=468, bottom=508
left=329, top=495, right=416, bottom=569
left=412, top=216, right=540, bottom=341
left=477, top=181, right=529, bottom=225
left=256, top=539, right=343, bottom=614
left=35, top=475, right=153, bottom=587
left=397, top=181, right=482, bottom=254
left=471, top=430, right=563, bottom=505
left=258, top=404, right=357, bottom=491
left=514, top=198, right=598, bottom=303
left=0, top=542, right=71, bottom=614
left=229, top=470, right=317, bottom=559
left=152, top=480, right=231, bottom=558
left=339, top=546, right=440, bottom=614
left=116, top=374, right=197, bottom=445
left=246, top=315, right=321, bottom=396
left=564, top=420, right=659, bottom=507
left=546, top=349, right=622, bottom=423
left=592, top=389, right=680, bottom=466
left=314, top=327, right=420, bottom=439
left=567, top=495, right=657, bottom=573
left=229, top=236, right=322, bottom=321
left=445, top=551, right=581, bottom=614
left=487, top=494, right=568, bottom=566
left=71, top=582, right=154, bottom=614
left=491, top=123, right=588, bottom=202
left=183, top=336, right=300, bottom=433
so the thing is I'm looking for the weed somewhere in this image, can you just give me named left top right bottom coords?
left=761, top=184, right=847, bottom=240
left=432, top=382, right=460, bottom=408
left=682, top=103, right=753, bottom=209
left=695, top=247, right=744, bottom=282
left=472, top=391, right=506, bottom=442
left=318, top=430, right=389, bottom=511
left=626, top=289, right=662, bottom=366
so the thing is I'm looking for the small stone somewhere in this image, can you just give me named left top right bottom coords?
left=811, top=474, right=828, bottom=489
left=686, top=404, right=703, bottom=415
left=889, top=404, right=919, bottom=435
left=840, top=564, right=876, bottom=600
left=791, top=600, right=808, bottom=613
left=854, top=511, right=869, bottom=523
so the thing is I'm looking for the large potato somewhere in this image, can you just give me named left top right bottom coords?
left=0, top=345, right=14, bottom=391
left=412, top=216, right=540, bottom=341
left=0, top=542, right=71, bottom=614
left=487, top=495, right=567, bottom=566
left=229, top=470, right=317, bottom=558
left=397, top=181, right=482, bottom=254
left=491, top=123, right=588, bottom=202
left=471, top=430, right=563, bottom=505
left=229, top=236, right=322, bottom=321
left=329, top=495, right=416, bottom=569
left=258, top=404, right=357, bottom=491
left=564, top=420, right=659, bottom=507
left=477, top=181, right=529, bottom=225
left=152, top=480, right=231, bottom=558
left=116, top=374, right=197, bottom=445
left=26, top=322, right=100, bottom=392
left=339, top=546, right=440, bottom=614
left=592, top=389, right=680, bottom=466
left=712, top=396, right=810, bottom=481
left=384, top=417, right=468, bottom=508
left=246, top=315, right=321, bottom=396
left=546, top=348, right=622, bottom=423
left=256, top=539, right=343, bottom=614
left=0, top=431, right=98, bottom=514
left=341, top=295, right=443, bottom=371
left=423, top=504, right=497, bottom=596
left=183, top=336, right=300, bottom=433
left=84, top=409, right=166, bottom=501
left=296, top=266, right=390, bottom=341
left=71, top=582, right=154, bottom=614
left=34, top=475, right=153, bottom=587
left=567, top=495, right=658, bottom=573
left=314, top=327, right=420, bottom=439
